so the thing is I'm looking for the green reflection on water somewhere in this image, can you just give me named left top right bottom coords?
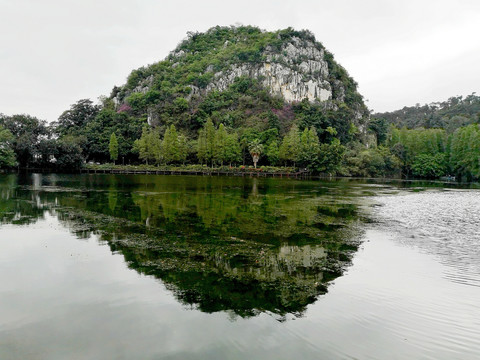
left=0, top=173, right=366, bottom=318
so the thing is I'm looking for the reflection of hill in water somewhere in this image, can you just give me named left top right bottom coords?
left=0, top=173, right=364, bottom=318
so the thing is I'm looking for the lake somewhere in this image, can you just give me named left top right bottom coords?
left=0, top=173, right=479, bottom=359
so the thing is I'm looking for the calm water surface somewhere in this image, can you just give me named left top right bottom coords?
left=0, top=174, right=479, bottom=359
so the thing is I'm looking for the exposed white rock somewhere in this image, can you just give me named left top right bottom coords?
left=201, top=38, right=334, bottom=103
left=185, top=85, right=201, bottom=101
left=170, top=49, right=186, bottom=58
left=132, top=75, right=154, bottom=94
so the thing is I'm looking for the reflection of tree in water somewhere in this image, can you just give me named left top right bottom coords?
left=0, top=174, right=363, bottom=319
left=0, top=174, right=52, bottom=225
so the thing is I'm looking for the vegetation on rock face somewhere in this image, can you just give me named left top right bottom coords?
left=113, top=26, right=369, bottom=141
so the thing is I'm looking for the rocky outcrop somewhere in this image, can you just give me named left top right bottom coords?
left=118, top=36, right=346, bottom=106
left=202, top=37, right=335, bottom=103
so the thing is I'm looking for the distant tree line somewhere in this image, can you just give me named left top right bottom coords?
left=374, top=93, right=480, bottom=131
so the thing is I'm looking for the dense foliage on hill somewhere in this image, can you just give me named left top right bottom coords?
left=373, top=93, right=480, bottom=132
left=111, top=25, right=368, bottom=140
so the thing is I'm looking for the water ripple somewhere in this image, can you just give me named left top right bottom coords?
left=372, top=189, right=480, bottom=288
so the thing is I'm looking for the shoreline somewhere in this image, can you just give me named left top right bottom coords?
left=80, top=167, right=308, bottom=178
left=1, top=167, right=474, bottom=186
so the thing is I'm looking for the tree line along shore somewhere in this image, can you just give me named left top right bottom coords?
left=1, top=105, right=480, bottom=181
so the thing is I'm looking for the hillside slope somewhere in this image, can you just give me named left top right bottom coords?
left=110, top=26, right=369, bottom=142
left=374, top=93, right=480, bottom=132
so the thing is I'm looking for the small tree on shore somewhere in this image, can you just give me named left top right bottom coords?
left=279, top=125, right=300, bottom=167
left=266, top=140, right=279, bottom=166
left=225, top=133, right=241, bottom=166
left=248, top=139, right=263, bottom=168
left=133, top=126, right=161, bottom=165
left=162, top=125, right=179, bottom=164
left=0, top=126, right=17, bottom=168
left=109, top=132, right=118, bottom=164
left=214, top=123, right=228, bottom=166
left=197, top=128, right=207, bottom=165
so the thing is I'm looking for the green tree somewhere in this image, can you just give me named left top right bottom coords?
left=450, top=124, right=480, bottom=179
left=55, top=136, right=85, bottom=170
left=196, top=118, right=217, bottom=166
left=81, top=107, right=145, bottom=163
left=205, top=118, right=216, bottom=166
left=279, top=125, right=300, bottom=167
left=239, top=129, right=260, bottom=165
left=0, top=114, right=49, bottom=167
left=55, top=99, right=99, bottom=137
left=162, top=125, right=179, bottom=164
left=411, top=153, right=446, bottom=179
left=0, top=126, right=16, bottom=168
left=36, top=138, right=58, bottom=167
left=387, top=127, right=447, bottom=176
left=109, top=133, right=119, bottom=164
left=298, top=127, right=320, bottom=169
left=316, top=138, right=345, bottom=174
left=177, top=134, right=188, bottom=164
left=133, top=126, right=161, bottom=165
left=173, top=97, right=189, bottom=113
left=214, top=123, right=228, bottom=165
left=225, top=133, right=241, bottom=166
left=248, top=139, right=263, bottom=168
left=368, top=117, right=388, bottom=145
left=265, top=140, right=279, bottom=166
left=197, top=128, right=208, bottom=164
left=343, top=144, right=402, bottom=178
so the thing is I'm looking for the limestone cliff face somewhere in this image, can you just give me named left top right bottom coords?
left=166, top=36, right=342, bottom=105
left=202, top=38, right=334, bottom=103
left=119, top=34, right=353, bottom=107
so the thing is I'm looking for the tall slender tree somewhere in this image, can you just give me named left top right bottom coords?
left=162, top=125, right=179, bottom=164
left=197, top=128, right=207, bottom=165
left=205, top=118, right=216, bottom=166
left=214, top=123, right=228, bottom=166
left=109, top=132, right=119, bottom=164
left=225, top=133, right=241, bottom=166
left=279, top=125, right=300, bottom=167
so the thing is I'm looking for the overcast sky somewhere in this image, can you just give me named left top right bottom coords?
left=1, top=0, right=479, bottom=122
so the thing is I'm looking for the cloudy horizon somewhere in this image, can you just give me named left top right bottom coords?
left=1, top=0, right=479, bottom=122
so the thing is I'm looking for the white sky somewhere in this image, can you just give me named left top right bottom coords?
left=1, top=0, right=479, bottom=122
